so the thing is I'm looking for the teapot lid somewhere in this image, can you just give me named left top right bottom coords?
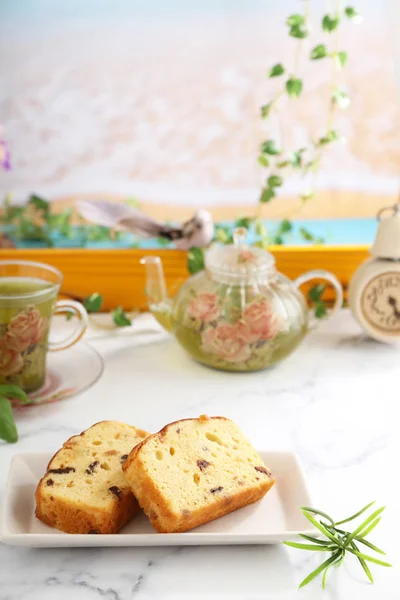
left=370, top=201, right=400, bottom=259
left=205, top=227, right=275, bottom=283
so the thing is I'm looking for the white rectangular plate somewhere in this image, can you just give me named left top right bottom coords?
left=0, top=451, right=315, bottom=547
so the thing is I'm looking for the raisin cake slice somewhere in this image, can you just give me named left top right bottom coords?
left=35, top=421, right=149, bottom=534
left=122, top=415, right=274, bottom=533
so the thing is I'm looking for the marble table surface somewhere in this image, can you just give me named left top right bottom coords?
left=0, top=309, right=399, bottom=599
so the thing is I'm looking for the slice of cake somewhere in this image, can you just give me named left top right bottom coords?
left=35, top=421, right=149, bottom=534
left=122, top=415, right=274, bottom=533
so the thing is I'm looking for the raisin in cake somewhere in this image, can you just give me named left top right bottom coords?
left=35, top=421, right=149, bottom=534
left=122, top=415, right=274, bottom=533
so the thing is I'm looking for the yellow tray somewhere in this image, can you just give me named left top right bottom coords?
left=0, top=246, right=369, bottom=311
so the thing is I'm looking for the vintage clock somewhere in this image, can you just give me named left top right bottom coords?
left=349, top=203, right=400, bottom=343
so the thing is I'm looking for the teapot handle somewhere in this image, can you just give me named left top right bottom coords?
left=294, top=269, right=343, bottom=327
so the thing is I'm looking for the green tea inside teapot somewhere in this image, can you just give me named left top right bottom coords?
left=141, top=229, right=343, bottom=372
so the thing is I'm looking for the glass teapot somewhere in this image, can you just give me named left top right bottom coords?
left=142, top=229, right=343, bottom=372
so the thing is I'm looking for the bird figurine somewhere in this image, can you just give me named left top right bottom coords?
left=76, top=200, right=214, bottom=250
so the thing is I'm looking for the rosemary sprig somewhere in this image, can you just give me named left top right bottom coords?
left=283, top=502, right=391, bottom=589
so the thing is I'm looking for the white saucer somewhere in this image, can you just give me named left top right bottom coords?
left=12, top=341, right=104, bottom=407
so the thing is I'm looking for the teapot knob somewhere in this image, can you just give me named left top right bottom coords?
left=233, top=227, right=248, bottom=247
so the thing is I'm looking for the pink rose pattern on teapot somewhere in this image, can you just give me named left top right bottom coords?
left=0, top=307, right=48, bottom=377
left=187, top=292, right=280, bottom=365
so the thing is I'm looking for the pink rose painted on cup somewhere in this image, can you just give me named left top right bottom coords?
left=238, top=300, right=280, bottom=344
left=201, top=323, right=251, bottom=363
left=6, top=307, right=47, bottom=352
left=188, top=292, right=220, bottom=322
left=0, top=338, right=23, bottom=376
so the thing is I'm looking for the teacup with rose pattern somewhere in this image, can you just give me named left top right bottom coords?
left=0, top=261, right=88, bottom=393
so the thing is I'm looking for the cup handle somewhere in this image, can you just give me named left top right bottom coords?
left=48, top=300, right=88, bottom=352
left=294, top=269, right=343, bottom=328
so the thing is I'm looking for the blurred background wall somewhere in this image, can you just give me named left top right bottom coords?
left=0, top=0, right=399, bottom=222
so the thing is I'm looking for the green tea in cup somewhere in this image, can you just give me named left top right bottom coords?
left=0, top=261, right=88, bottom=393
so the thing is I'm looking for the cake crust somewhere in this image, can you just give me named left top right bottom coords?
left=35, top=420, right=149, bottom=534
left=123, top=415, right=275, bottom=533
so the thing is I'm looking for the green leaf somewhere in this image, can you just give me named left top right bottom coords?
left=308, top=283, right=326, bottom=302
left=356, top=537, right=386, bottom=555
left=322, top=14, right=340, bottom=32
left=299, top=534, right=333, bottom=546
left=322, top=552, right=344, bottom=589
left=215, top=227, right=229, bottom=243
left=299, top=227, right=324, bottom=243
left=288, top=148, right=306, bottom=168
left=283, top=541, right=333, bottom=552
left=254, top=218, right=267, bottom=238
left=333, top=88, right=351, bottom=109
left=345, top=507, right=386, bottom=547
left=334, top=501, right=376, bottom=527
left=0, top=396, right=18, bottom=443
left=315, top=302, right=328, bottom=319
left=301, top=506, right=335, bottom=524
left=258, top=155, right=270, bottom=167
left=276, top=160, right=289, bottom=168
left=351, top=541, right=374, bottom=583
left=83, top=293, right=103, bottom=313
left=111, top=306, right=132, bottom=327
left=267, top=175, right=283, bottom=188
left=336, top=51, right=348, bottom=68
left=28, top=194, right=50, bottom=217
left=286, top=14, right=304, bottom=27
left=279, top=218, right=292, bottom=233
left=300, top=191, right=315, bottom=202
left=272, top=235, right=283, bottom=245
left=299, top=551, right=342, bottom=588
left=187, top=247, right=205, bottom=274
left=235, top=217, right=253, bottom=229
left=345, top=6, right=363, bottom=23
left=0, top=385, right=28, bottom=404
left=286, top=78, right=303, bottom=98
left=289, top=24, right=308, bottom=39
left=311, top=44, right=328, bottom=60
left=259, top=187, right=276, bottom=204
left=261, top=140, right=280, bottom=155
left=347, top=548, right=392, bottom=568
left=318, top=130, right=339, bottom=146
left=268, top=63, right=285, bottom=78
left=301, top=510, right=341, bottom=545
left=260, top=104, right=271, bottom=119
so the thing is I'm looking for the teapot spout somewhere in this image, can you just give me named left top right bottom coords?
left=140, top=256, right=173, bottom=332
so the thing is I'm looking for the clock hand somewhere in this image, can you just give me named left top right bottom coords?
left=387, top=296, right=400, bottom=319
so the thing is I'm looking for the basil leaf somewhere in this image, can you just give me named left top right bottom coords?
left=0, top=385, right=28, bottom=404
left=83, top=292, right=103, bottom=313
left=111, top=306, right=132, bottom=327
left=0, top=396, right=18, bottom=443
left=308, top=284, right=326, bottom=303
left=187, top=247, right=205, bottom=274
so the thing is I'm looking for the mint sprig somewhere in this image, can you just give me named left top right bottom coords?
left=284, top=502, right=391, bottom=589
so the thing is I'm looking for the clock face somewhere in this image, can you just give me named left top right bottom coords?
left=361, top=271, right=400, bottom=334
